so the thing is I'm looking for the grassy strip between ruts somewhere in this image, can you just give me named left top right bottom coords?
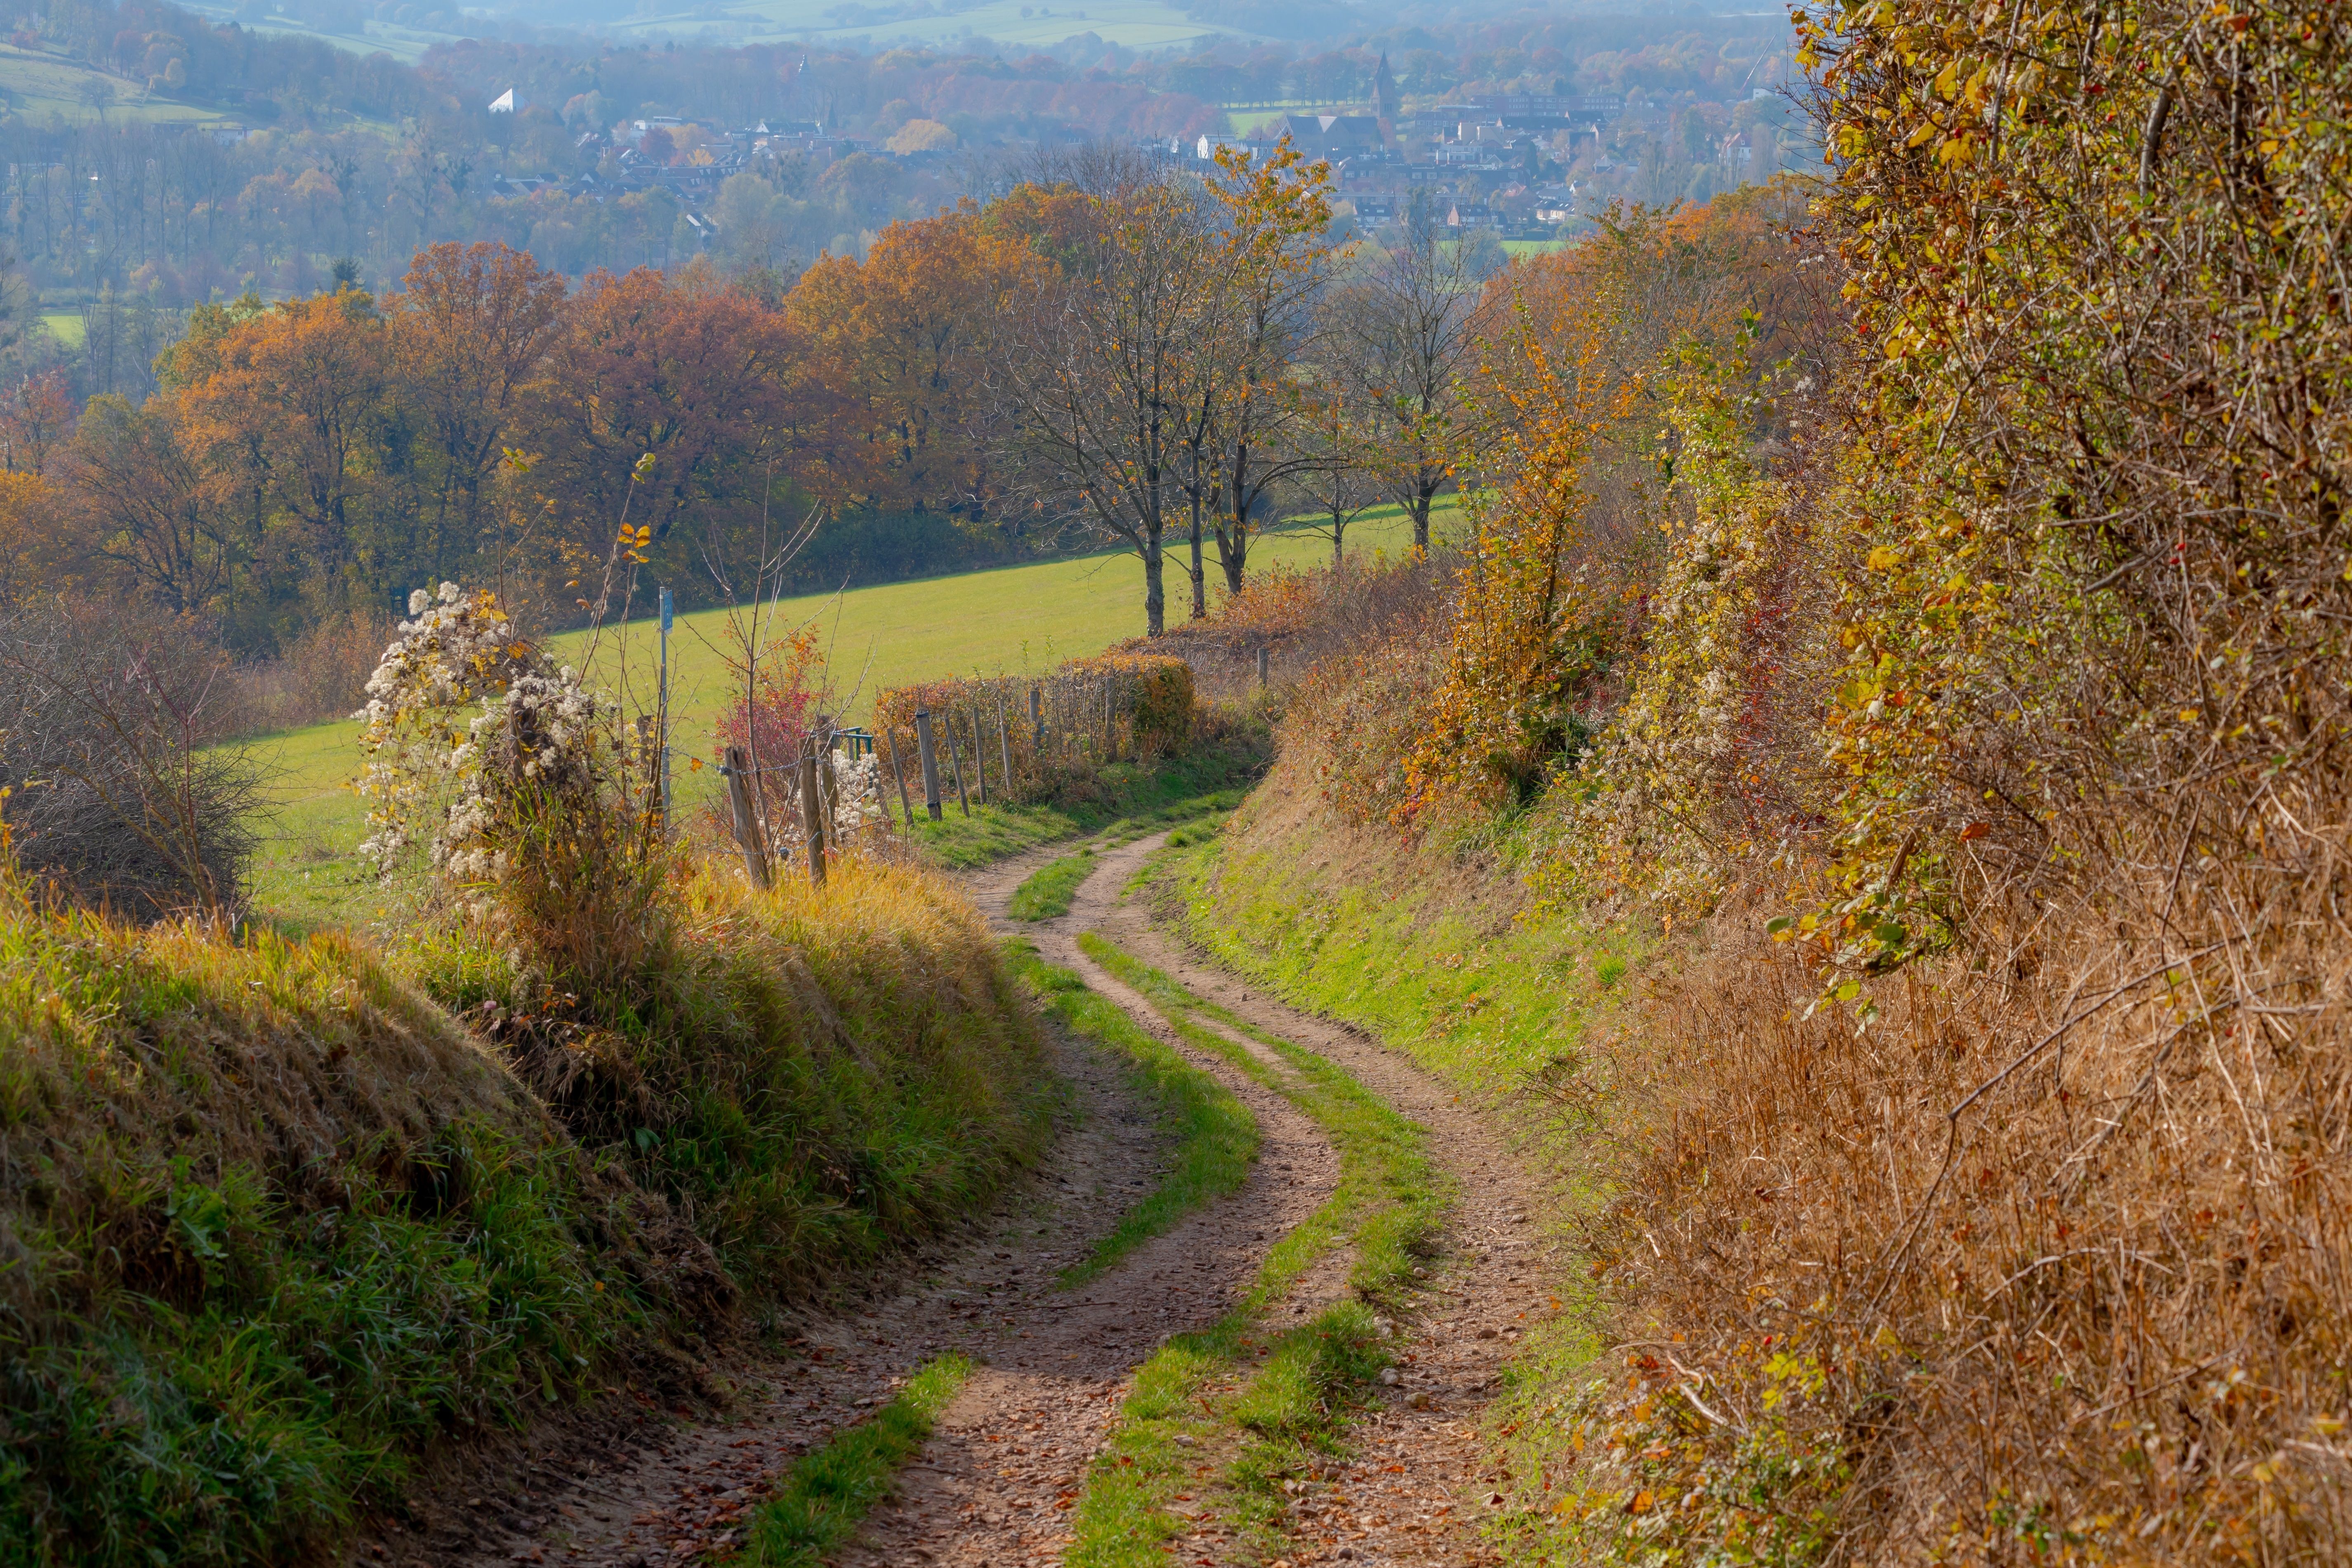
left=738, top=1353, right=973, bottom=1566
left=1009, top=806, right=1236, bottom=923
left=1064, top=932, right=1450, bottom=1566
left=1008, top=847, right=1097, bottom=921
left=1002, top=940, right=1258, bottom=1289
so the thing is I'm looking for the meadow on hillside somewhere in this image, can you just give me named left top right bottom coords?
left=242, top=508, right=1438, bottom=928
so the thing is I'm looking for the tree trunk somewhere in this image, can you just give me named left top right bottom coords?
left=1216, top=440, right=1251, bottom=597
left=1188, top=490, right=1207, bottom=620
left=1143, top=530, right=1167, bottom=635
left=1413, top=484, right=1434, bottom=552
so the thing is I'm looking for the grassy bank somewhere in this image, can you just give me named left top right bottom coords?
left=0, top=855, right=1051, bottom=1563
left=1157, top=771, right=1640, bottom=1102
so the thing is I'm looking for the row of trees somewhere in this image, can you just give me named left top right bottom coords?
left=988, top=149, right=1482, bottom=634
left=1, top=146, right=1501, bottom=664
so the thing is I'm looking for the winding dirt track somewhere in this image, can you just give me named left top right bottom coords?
left=370, top=831, right=1552, bottom=1568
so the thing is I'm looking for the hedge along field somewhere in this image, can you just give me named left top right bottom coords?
left=244, top=514, right=1435, bottom=930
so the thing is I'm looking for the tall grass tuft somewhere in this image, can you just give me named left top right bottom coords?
left=408, top=851, right=1055, bottom=1297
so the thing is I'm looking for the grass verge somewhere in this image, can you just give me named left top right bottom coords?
left=1003, top=940, right=1257, bottom=1288
left=739, top=1353, right=973, bottom=1566
left=1063, top=931, right=1449, bottom=1566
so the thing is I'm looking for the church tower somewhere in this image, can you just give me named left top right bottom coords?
left=1372, top=52, right=1402, bottom=127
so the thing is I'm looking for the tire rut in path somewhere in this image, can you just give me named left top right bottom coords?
left=1084, top=830, right=1556, bottom=1568
left=859, top=830, right=1556, bottom=1568
left=832, top=837, right=1347, bottom=1567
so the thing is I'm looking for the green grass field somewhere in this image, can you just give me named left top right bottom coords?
left=241, top=506, right=1450, bottom=928
left=39, top=313, right=84, bottom=347
left=610, top=0, right=1263, bottom=50
left=174, top=2, right=468, bottom=64
left=0, top=45, right=219, bottom=125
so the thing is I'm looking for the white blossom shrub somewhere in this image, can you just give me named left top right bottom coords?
left=354, top=583, right=547, bottom=875
left=355, top=585, right=663, bottom=979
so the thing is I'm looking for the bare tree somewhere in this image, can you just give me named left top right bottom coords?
left=0, top=598, right=261, bottom=919
left=1276, top=377, right=1381, bottom=572
left=1329, top=193, right=1480, bottom=553
left=991, top=153, right=1218, bottom=637
left=1201, top=143, right=1334, bottom=600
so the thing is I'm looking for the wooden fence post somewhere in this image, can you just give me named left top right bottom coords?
left=915, top=710, right=944, bottom=821
left=1258, top=646, right=1270, bottom=688
left=970, top=705, right=988, bottom=805
left=799, top=741, right=827, bottom=888
left=723, top=745, right=772, bottom=889
left=996, top=690, right=1013, bottom=796
left=943, top=708, right=971, bottom=816
left=1030, top=684, right=1042, bottom=757
left=888, top=726, right=915, bottom=830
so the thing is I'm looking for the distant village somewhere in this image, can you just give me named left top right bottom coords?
left=479, top=52, right=1796, bottom=252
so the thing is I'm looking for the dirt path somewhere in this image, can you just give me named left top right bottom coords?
left=375, top=830, right=1558, bottom=1568
left=369, top=838, right=1341, bottom=1568
left=848, top=832, right=1558, bottom=1568
left=834, top=838, right=1354, bottom=1567
left=1086, top=835, right=1559, bottom=1567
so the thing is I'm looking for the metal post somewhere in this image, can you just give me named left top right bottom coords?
left=723, top=745, right=771, bottom=889
left=915, top=710, right=944, bottom=821
left=799, top=741, right=827, bottom=888
left=658, top=586, right=674, bottom=835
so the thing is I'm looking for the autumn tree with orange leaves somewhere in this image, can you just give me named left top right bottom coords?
left=789, top=205, right=1042, bottom=521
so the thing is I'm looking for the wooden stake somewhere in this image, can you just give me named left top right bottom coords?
left=1258, top=645, right=1270, bottom=687
left=944, top=707, right=970, bottom=816
left=915, top=710, right=944, bottom=821
left=723, top=745, right=771, bottom=889
left=799, top=741, right=827, bottom=887
left=888, top=726, right=915, bottom=830
left=996, top=689, right=1013, bottom=796
left=970, top=705, right=988, bottom=804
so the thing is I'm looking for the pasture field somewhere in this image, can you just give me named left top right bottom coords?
left=611, top=0, right=1258, bottom=51
left=0, top=45, right=217, bottom=124
left=243, top=506, right=1450, bottom=928
left=174, top=1, right=470, bottom=63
